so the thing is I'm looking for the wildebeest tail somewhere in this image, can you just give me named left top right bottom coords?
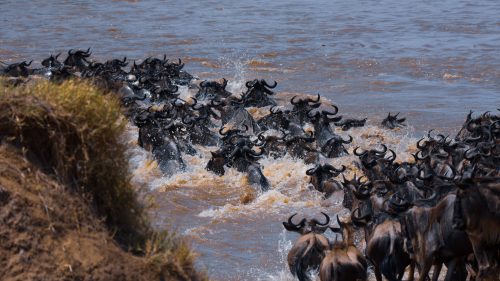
left=292, top=261, right=311, bottom=281
left=380, top=255, right=399, bottom=281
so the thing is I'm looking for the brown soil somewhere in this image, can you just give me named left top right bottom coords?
left=0, top=145, right=157, bottom=281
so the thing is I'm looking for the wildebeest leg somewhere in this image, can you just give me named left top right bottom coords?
left=444, top=258, right=467, bottom=281
left=407, top=260, right=415, bottom=281
left=470, top=241, right=492, bottom=281
left=431, top=262, right=442, bottom=281
left=373, top=265, right=382, bottom=281
left=417, top=258, right=433, bottom=281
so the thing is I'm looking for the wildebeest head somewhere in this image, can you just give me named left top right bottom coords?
left=354, top=144, right=395, bottom=170
left=64, top=48, right=92, bottom=71
left=41, top=53, right=63, bottom=68
left=381, top=112, right=406, bottom=129
left=257, top=106, right=291, bottom=131
left=321, top=135, right=353, bottom=158
left=341, top=174, right=372, bottom=210
left=105, top=56, right=128, bottom=68
left=196, top=78, right=231, bottom=101
left=307, top=106, right=343, bottom=126
left=206, top=150, right=226, bottom=176
left=335, top=117, right=367, bottom=131
left=283, top=212, right=331, bottom=235
left=1, top=60, right=33, bottom=77
left=290, top=94, right=322, bottom=114
left=240, top=79, right=278, bottom=107
left=283, top=213, right=332, bottom=281
left=306, top=164, right=345, bottom=197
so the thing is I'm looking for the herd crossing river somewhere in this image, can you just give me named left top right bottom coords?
left=1, top=1, right=499, bottom=280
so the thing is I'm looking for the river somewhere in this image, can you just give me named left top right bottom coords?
left=1, top=0, right=499, bottom=279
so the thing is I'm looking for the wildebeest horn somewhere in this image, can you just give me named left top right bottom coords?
left=270, top=106, right=279, bottom=114
left=351, top=207, right=371, bottom=226
left=283, top=213, right=306, bottom=231
left=323, top=105, right=339, bottom=116
left=262, top=79, right=277, bottom=88
left=374, top=144, right=388, bottom=155
left=386, top=149, right=396, bottom=162
left=219, top=127, right=228, bottom=135
left=290, top=95, right=299, bottom=105
left=326, top=164, right=346, bottom=173
left=312, top=212, right=330, bottom=226
left=414, top=150, right=429, bottom=161
left=309, top=94, right=321, bottom=103
left=190, top=97, right=198, bottom=106
left=427, top=129, right=436, bottom=140
left=417, top=168, right=433, bottom=181
left=211, top=99, right=223, bottom=107
left=353, top=147, right=366, bottom=156
left=416, top=137, right=426, bottom=149
left=306, top=167, right=318, bottom=176
left=342, top=135, right=353, bottom=144
left=336, top=215, right=343, bottom=228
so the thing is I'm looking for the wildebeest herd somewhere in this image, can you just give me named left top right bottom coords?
left=284, top=118, right=500, bottom=281
left=2, top=50, right=499, bottom=281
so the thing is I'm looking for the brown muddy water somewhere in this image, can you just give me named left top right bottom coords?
left=1, top=0, right=499, bottom=280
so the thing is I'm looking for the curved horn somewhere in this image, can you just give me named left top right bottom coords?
left=219, top=127, right=228, bottom=135
left=353, top=147, right=366, bottom=156
left=283, top=213, right=306, bottom=231
left=374, top=144, right=388, bottom=155
left=306, top=167, right=318, bottom=176
left=324, top=105, right=339, bottom=115
left=386, top=149, right=397, bottom=162
left=342, top=135, right=353, bottom=144
left=326, top=164, right=346, bottom=173
left=262, top=79, right=277, bottom=88
left=416, top=137, right=426, bottom=149
left=290, top=95, right=300, bottom=105
left=308, top=94, right=321, bottom=103
left=316, top=212, right=330, bottom=226
left=336, top=215, right=343, bottom=228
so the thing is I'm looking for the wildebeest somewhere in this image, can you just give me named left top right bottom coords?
left=283, top=213, right=331, bottom=281
left=400, top=194, right=473, bottom=281
left=306, top=164, right=345, bottom=198
left=320, top=216, right=368, bottom=281
left=453, top=178, right=500, bottom=281
left=382, top=112, right=406, bottom=129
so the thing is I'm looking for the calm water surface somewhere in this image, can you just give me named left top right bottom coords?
left=2, top=1, right=499, bottom=280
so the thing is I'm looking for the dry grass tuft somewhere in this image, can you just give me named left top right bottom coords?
left=0, top=79, right=207, bottom=280
left=0, top=79, right=146, bottom=246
